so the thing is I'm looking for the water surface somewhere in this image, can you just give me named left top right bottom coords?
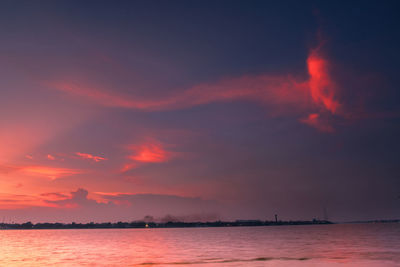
left=1, top=223, right=399, bottom=266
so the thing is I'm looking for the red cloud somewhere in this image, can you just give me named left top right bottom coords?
left=50, top=75, right=309, bottom=114
left=75, top=152, right=107, bottom=162
left=50, top=44, right=342, bottom=132
left=307, top=49, right=340, bottom=114
left=128, top=143, right=169, bottom=163
left=121, top=141, right=173, bottom=172
left=47, top=154, right=55, bottom=160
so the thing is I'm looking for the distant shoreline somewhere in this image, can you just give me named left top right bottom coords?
left=1, top=219, right=398, bottom=230
left=0, top=220, right=333, bottom=230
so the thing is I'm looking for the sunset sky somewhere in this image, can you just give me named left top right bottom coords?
left=0, top=0, right=399, bottom=223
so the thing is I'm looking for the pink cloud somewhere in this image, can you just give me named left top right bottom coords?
left=121, top=141, right=173, bottom=172
left=0, top=190, right=90, bottom=209
left=40, top=192, right=69, bottom=201
left=49, top=44, right=342, bottom=132
left=49, top=75, right=310, bottom=113
left=0, top=194, right=43, bottom=209
left=19, top=165, right=84, bottom=180
left=128, top=143, right=170, bottom=163
left=307, top=48, right=340, bottom=114
left=75, top=152, right=107, bottom=162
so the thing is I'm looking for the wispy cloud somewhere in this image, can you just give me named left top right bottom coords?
left=40, top=192, right=69, bottom=201
left=20, top=165, right=84, bottom=180
left=49, top=75, right=310, bottom=113
left=49, top=45, right=343, bottom=132
left=75, top=152, right=107, bottom=162
left=0, top=193, right=62, bottom=209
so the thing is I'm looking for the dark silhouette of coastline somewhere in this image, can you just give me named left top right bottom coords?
left=0, top=219, right=333, bottom=230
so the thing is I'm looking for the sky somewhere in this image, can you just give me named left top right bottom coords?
left=0, top=0, right=399, bottom=223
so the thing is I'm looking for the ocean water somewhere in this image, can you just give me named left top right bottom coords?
left=0, top=223, right=399, bottom=266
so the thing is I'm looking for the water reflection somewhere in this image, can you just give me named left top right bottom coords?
left=0, top=223, right=399, bottom=266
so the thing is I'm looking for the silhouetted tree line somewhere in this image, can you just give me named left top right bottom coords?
left=0, top=219, right=332, bottom=230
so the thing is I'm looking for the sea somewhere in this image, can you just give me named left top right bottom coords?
left=0, top=223, right=399, bottom=266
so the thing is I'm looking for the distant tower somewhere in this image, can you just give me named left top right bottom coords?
left=275, top=214, right=278, bottom=223
left=323, top=207, right=329, bottom=221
